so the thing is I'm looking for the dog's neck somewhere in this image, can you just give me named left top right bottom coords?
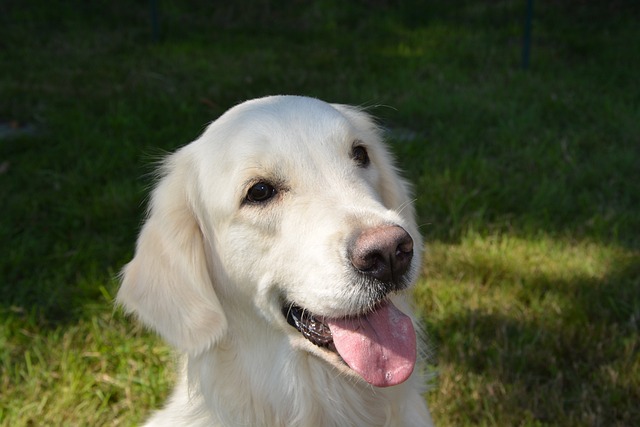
left=181, top=317, right=419, bottom=427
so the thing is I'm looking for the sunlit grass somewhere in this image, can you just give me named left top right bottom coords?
left=0, top=303, right=174, bottom=426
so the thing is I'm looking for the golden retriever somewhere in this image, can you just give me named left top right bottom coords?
left=118, top=96, right=433, bottom=426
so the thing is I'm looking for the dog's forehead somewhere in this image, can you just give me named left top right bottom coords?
left=212, top=97, right=361, bottom=166
left=230, top=97, right=353, bottom=145
left=190, top=96, right=382, bottom=207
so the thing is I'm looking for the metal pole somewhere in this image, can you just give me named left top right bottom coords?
left=522, top=0, right=533, bottom=69
left=150, top=0, right=160, bottom=42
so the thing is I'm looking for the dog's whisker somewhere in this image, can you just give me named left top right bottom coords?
left=396, top=198, right=416, bottom=217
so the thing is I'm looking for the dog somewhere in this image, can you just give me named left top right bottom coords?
left=118, top=96, right=433, bottom=426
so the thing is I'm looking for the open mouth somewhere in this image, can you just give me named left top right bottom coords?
left=281, top=300, right=418, bottom=388
left=283, top=304, right=334, bottom=347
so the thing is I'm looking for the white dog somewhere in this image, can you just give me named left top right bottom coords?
left=118, top=96, right=433, bottom=426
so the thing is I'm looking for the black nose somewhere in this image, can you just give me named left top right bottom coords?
left=349, top=225, right=414, bottom=287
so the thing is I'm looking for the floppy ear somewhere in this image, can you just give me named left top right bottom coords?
left=118, top=149, right=227, bottom=355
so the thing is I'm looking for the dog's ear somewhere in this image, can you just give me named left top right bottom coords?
left=118, top=150, right=227, bottom=355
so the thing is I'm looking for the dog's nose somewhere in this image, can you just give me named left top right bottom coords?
left=349, top=225, right=413, bottom=286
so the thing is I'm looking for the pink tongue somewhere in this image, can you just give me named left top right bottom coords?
left=326, top=301, right=416, bottom=387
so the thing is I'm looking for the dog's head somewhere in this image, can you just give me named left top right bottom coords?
left=118, top=96, right=423, bottom=387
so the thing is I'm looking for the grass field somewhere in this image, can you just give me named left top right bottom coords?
left=1, top=1, right=639, bottom=425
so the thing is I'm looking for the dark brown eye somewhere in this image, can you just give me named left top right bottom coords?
left=246, top=182, right=276, bottom=203
left=351, top=145, right=370, bottom=167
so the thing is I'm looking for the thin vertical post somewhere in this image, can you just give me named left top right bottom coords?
left=522, top=0, right=533, bottom=69
left=150, top=0, right=160, bottom=42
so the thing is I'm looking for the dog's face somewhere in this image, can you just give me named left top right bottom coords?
left=119, top=96, right=423, bottom=388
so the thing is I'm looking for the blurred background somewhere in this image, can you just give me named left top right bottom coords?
left=1, top=1, right=638, bottom=425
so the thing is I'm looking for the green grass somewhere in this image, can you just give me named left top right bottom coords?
left=1, top=1, right=639, bottom=425
left=418, top=235, right=639, bottom=425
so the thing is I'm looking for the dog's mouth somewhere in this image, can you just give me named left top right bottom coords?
left=283, top=304, right=334, bottom=348
left=281, top=300, right=417, bottom=387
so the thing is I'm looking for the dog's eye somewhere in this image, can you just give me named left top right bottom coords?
left=246, top=182, right=276, bottom=203
left=351, top=145, right=370, bottom=168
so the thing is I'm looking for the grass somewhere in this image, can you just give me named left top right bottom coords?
left=419, top=235, right=639, bottom=425
left=1, top=0, right=639, bottom=425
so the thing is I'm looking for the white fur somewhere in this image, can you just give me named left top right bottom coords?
left=118, top=96, right=433, bottom=426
